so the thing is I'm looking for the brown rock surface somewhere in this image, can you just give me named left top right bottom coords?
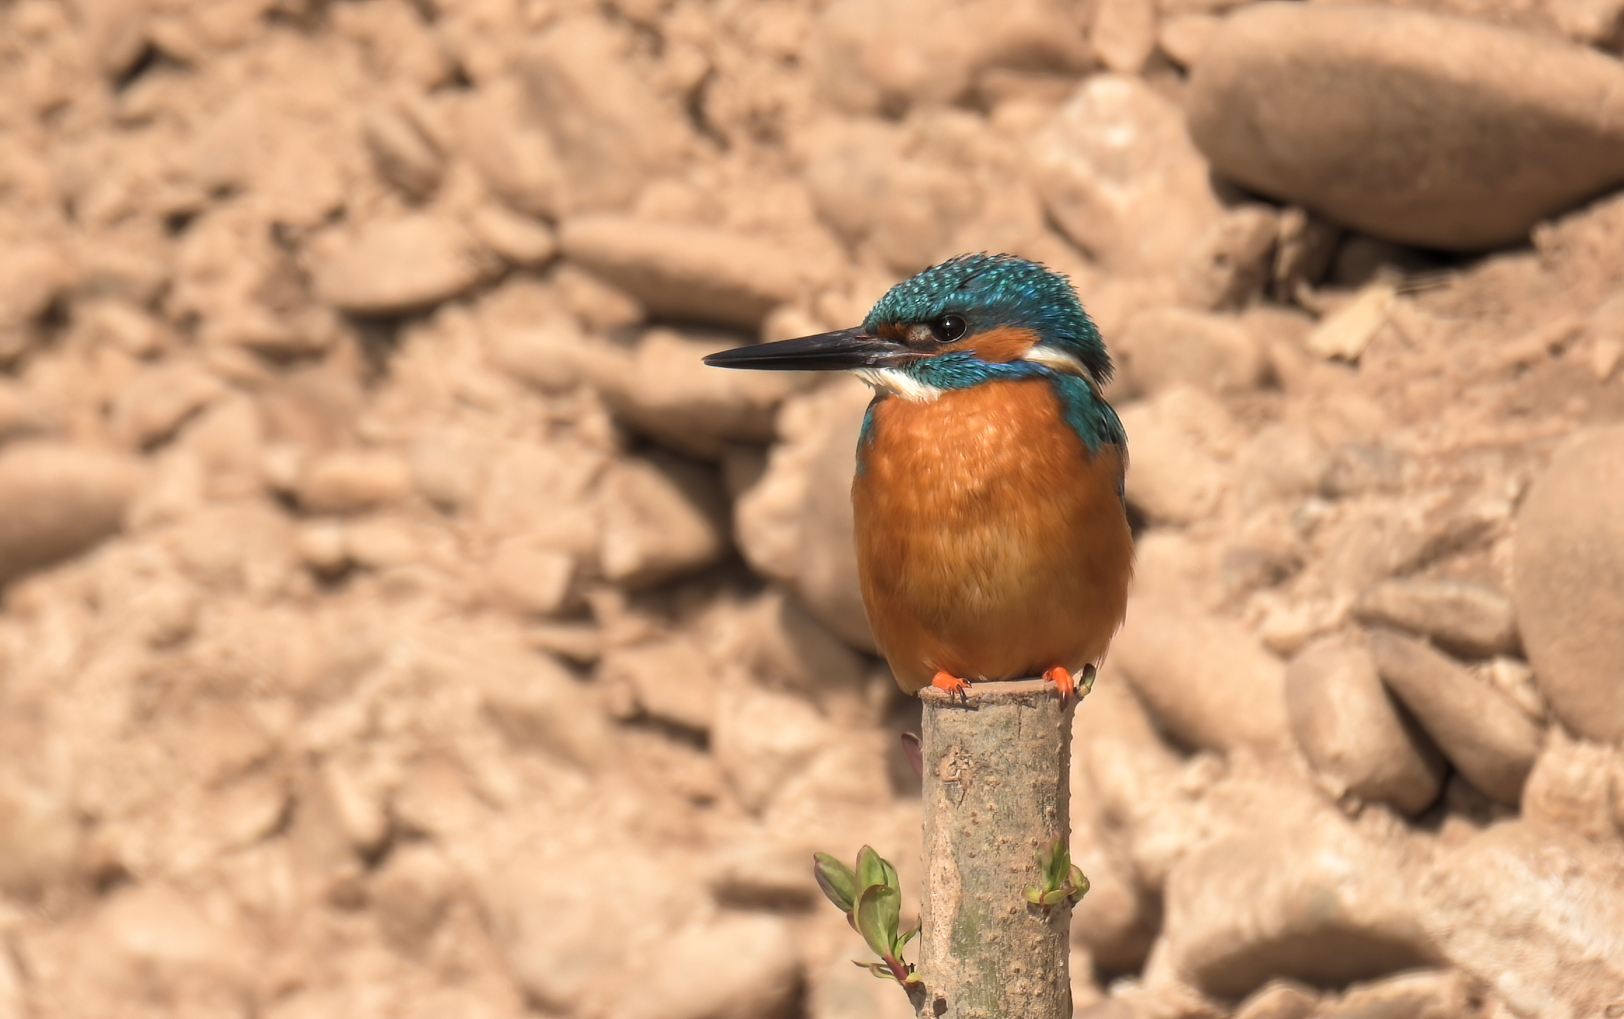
left=1115, top=306, right=1266, bottom=397
left=598, top=636, right=719, bottom=732
left=1158, top=14, right=1222, bottom=70
left=559, top=217, right=822, bottom=330
left=488, top=841, right=708, bottom=1015
left=1034, top=74, right=1225, bottom=275
left=1286, top=634, right=1445, bottom=815
left=1315, top=969, right=1476, bottom=1019
left=585, top=328, right=812, bottom=459
left=308, top=214, right=499, bottom=316
left=1144, top=810, right=1438, bottom=999
left=370, top=843, right=457, bottom=952
left=1178, top=204, right=1281, bottom=311
left=1232, top=980, right=1320, bottom=1019
left=469, top=205, right=557, bottom=268
left=0, top=380, right=50, bottom=445
left=1521, top=729, right=1624, bottom=845
left=800, top=117, right=991, bottom=277
left=1072, top=671, right=1197, bottom=891
left=1114, top=596, right=1293, bottom=756
left=0, top=242, right=73, bottom=362
left=484, top=536, right=575, bottom=616
left=597, top=455, right=726, bottom=589
left=109, top=361, right=225, bottom=450
left=712, top=589, right=872, bottom=721
left=811, top=0, right=1093, bottom=116
left=1368, top=629, right=1544, bottom=806
left=0, top=769, right=79, bottom=899
left=362, top=105, right=443, bottom=201
left=297, top=449, right=414, bottom=515
left=1117, top=386, right=1243, bottom=525
left=20, top=883, right=252, bottom=1015
left=1419, top=821, right=1624, bottom=1018
left=419, top=620, right=616, bottom=773
left=0, top=442, right=142, bottom=588
left=1514, top=424, right=1624, bottom=742
left=1353, top=577, right=1520, bottom=659
left=515, top=15, right=693, bottom=211
left=711, top=681, right=835, bottom=813
left=1188, top=3, right=1624, bottom=249
left=1091, top=0, right=1157, bottom=73
left=734, top=377, right=876, bottom=651
left=617, top=914, right=800, bottom=1019
left=1069, top=678, right=1171, bottom=971
left=457, top=78, right=568, bottom=219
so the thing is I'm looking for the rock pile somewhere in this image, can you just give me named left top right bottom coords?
left=1187, top=3, right=1624, bottom=249
left=0, top=0, right=1623, bottom=1017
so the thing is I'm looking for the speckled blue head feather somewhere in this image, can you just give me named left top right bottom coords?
left=863, top=253, right=1112, bottom=385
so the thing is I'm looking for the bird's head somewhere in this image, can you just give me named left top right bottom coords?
left=703, top=253, right=1111, bottom=400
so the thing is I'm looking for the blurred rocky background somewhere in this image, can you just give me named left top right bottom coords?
left=0, top=0, right=1622, bottom=1016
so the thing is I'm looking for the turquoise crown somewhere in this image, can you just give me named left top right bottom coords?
left=862, top=253, right=1112, bottom=385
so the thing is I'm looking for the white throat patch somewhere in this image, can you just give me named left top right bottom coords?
left=1022, top=345, right=1091, bottom=378
left=852, top=367, right=944, bottom=403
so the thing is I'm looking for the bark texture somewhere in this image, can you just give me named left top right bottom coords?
left=916, top=679, right=1075, bottom=1019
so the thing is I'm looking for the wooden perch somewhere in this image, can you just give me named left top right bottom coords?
left=915, top=678, right=1077, bottom=1019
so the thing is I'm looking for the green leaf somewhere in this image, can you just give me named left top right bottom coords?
left=896, top=924, right=919, bottom=953
left=855, top=883, right=901, bottom=960
left=1045, top=837, right=1072, bottom=889
left=1069, top=865, right=1091, bottom=902
left=1078, top=663, right=1098, bottom=699
left=1024, top=886, right=1045, bottom=904
left=856, top=846, right=886, bottom=894
left=1041, top=888, right=1067, bottom=906
left=813, top=853, right=858, bottom=913
left=879, top=856, right=899, bottom=893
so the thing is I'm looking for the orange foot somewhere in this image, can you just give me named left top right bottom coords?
left=1044, top=666, right=1075, bottom=705
left=931, top=670, right=970, bottom=700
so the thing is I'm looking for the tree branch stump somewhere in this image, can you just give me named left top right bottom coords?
left=915, top=679, right=1076, bottom=1019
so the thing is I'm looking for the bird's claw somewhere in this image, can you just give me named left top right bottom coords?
left=1043, top=665, right=1075, bottom=705
left=930, top=670, right=970, bottom=701
left=1044, top=663, right=1097, bottom=706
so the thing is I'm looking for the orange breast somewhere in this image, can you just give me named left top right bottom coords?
left=853, top=378, right=1133, bottom=695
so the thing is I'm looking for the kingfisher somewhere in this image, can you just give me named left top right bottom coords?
left=705, top=253, right=1132, bottom=701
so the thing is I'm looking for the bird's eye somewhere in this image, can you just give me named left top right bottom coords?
left=930, top=314, right=968, bottom=343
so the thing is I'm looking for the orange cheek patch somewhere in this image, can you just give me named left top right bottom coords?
left=946, top=325, right=1040, bottom=363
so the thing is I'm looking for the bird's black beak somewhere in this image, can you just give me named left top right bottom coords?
left=703, top=327, right=902, bottom=372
